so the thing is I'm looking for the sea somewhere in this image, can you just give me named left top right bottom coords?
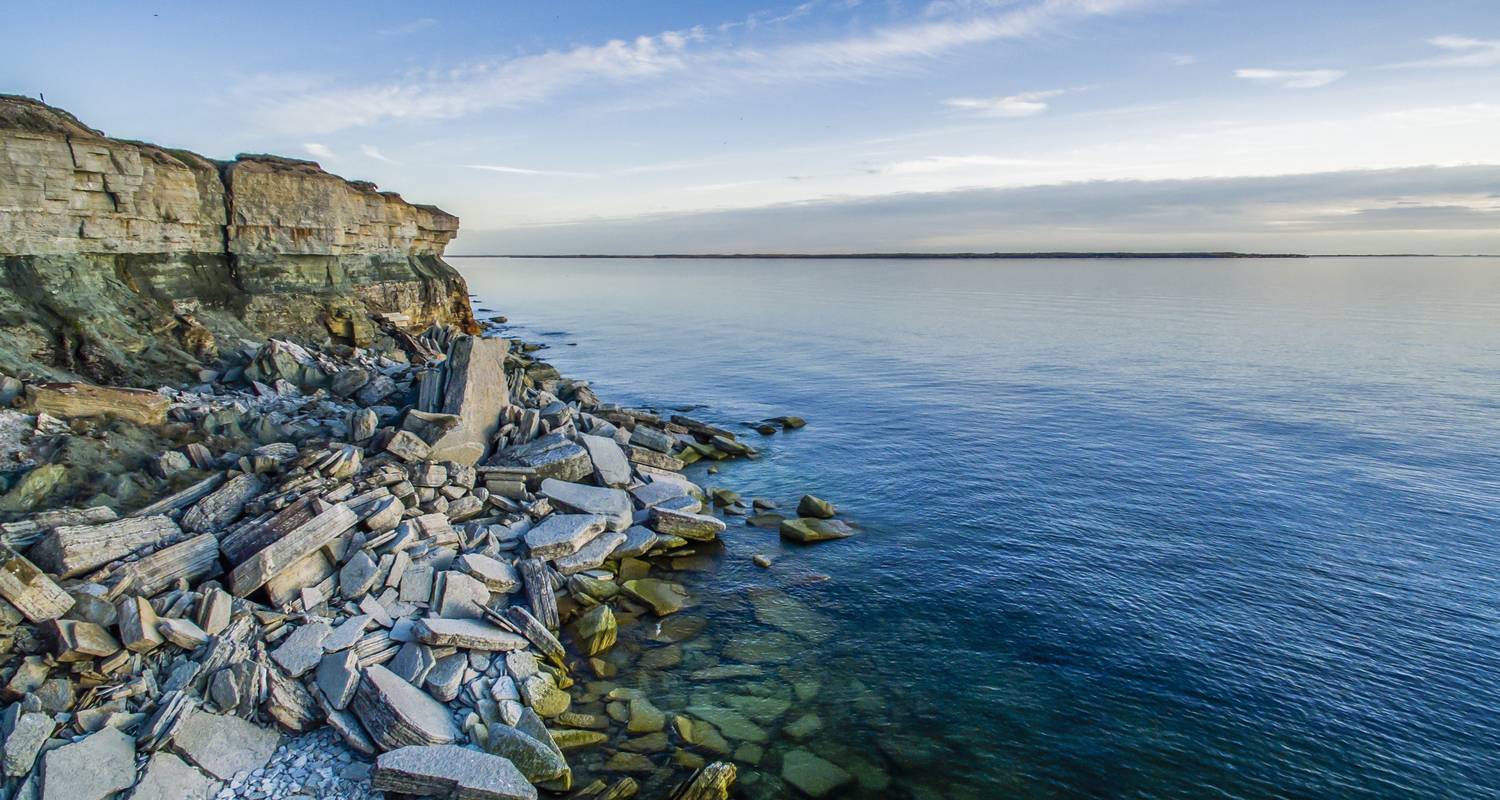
left=456, top=256, right=1500, bottom=800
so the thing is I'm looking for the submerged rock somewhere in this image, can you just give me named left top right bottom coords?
left=780, top=749, right=853, bottom=798
left=779, top=517, right=854, bottom=543
left=622, top=579, right=690, bottom=616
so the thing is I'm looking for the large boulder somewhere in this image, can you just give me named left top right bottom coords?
left=426, top=336, right=511, bottom=465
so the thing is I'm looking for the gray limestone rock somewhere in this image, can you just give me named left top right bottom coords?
left=1, top=710, right=53, bottom=777
left=553, top=530, right=627, bottom=576
left=459, top=553, right=520, bottom=594
left=170, top=709, right=280, bottom=780
left=316, top=648, right=361, bottom=710
left=349, top=665, right=461, bottom=751
left=539, top=479, right=632, bottom=532
left=523, top=514, right=606, bottom=560
left=373, top=745, right=538, bottom=800
left=580, top=434, right=631, bottom=488
left=40, top=726, right=136, bottom=800
left=611, top=526, right=658, bottom=559
left=130, top=751, right=223, bottom=800
left=484, top=722, right=568, bottom=782
left=271, top=621, right=333, bottom=677
left=649, top=507, right=727, bottom=541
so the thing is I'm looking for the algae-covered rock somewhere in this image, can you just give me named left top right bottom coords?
left=572, top=604, right=617, bottom=656
left=779, top=517, right=854, bottom=543
left=622, top=579, right=690, bottom=616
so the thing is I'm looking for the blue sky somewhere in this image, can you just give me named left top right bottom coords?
left=8, top=0, right=1500, bottom=252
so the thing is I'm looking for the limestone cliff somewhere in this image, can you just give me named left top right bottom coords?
left=0, top=95, right=475, bottom=384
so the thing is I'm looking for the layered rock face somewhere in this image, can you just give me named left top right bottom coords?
left=0, top=95, right=475, bottom=384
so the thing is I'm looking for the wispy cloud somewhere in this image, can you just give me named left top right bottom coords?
left=1386, top=36, right=1500, bottom=69
left=884, top=155, right=1071, bottom=174
left=378, top=18, right=437, bottom=37
left=1167, top=53, right=1197, bottom=66
left=1234, top=67, right=1346, bottom=89
left=465, top=164, right=597, bottom=178
left=303, top=142, right=336, bottom=161
left=452, top=165, right=1500, bottom=255
left=360, top=144, right=399, bottom=164
left=943, top=89, right=1069, bottom=117
left=244, top=0, right=1162, bottom=134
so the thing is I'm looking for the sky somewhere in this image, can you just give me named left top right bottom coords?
left=7, top=0, right=1500, bottom=253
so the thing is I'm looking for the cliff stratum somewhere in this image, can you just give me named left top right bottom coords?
left=0, top=95, right=476, bottom=384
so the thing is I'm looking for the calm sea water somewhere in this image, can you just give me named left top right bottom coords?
left=457, top=257, right=1500, bottom=800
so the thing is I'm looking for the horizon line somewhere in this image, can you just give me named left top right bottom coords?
left=447, top=251, right=1500, bottom=260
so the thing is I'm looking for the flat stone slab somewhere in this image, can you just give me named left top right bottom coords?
left=580, top=434, right=631, bottom=487
left=781, top=749, right=854, bottom=797
left=131, top=751, right=223, bottom=800
left=524, top=514, right=606, bottom=559
left=539, top=479, right=632, bottom=531
left=497, top=432, right=591, bottom=482
left=40, top=726, right=136, bottom=800
left=271, top=620, right=333, bottom=677
left=611, top=526, right=658, bottom=559
left=554, top=530, right=627, bottom=576
left=459, top=553, right=520, bottom=593
left=629, top=480, right=689, bottom=509
left=779, top=517, right=854, bottom=543
left=649, top=507, right=726, bottom=541
left=350, top=665, right=461, bottom=751
left=373, top=745, right=538, bottom=800
left=170, top=708, right=280, bottom=780
left=413, top=617, right=529, bottom=651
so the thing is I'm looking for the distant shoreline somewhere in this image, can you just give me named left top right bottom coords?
left=449, top=252, right=1496, bottom=260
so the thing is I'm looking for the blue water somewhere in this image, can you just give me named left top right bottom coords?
left=458, top=257, right=1500, bottom=800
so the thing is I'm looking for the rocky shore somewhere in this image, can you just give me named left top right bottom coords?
left=0, top=98, right=864, bottom=799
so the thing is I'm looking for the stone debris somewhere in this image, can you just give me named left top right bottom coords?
left=0, top=317, right=794, bottom=800
left=373, top=744, right=539, bottom=800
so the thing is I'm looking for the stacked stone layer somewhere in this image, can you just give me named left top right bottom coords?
left=0, top=95, right=475, bottom=383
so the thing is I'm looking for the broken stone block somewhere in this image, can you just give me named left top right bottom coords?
left=553, top=530, right=627, bottom=576
left=1, top=709, right=53, bottom=777
left=30, top=514, right=181, bottom=578
left=373, top=744, right=538, bottom=800
left=649, top=507, right=727, bottom=541
left=539, top=479, right=632, bottom=532
left=157, top=617, right=210, bottom=650
left=413, top=617, right=528, bottom=651
left=0, top=545, right=73, bottom=622
left=195, top=587, right=232, bottom=636
left=425, top=653, right=467, bottom=702
left=340, top=550, right=379, bottom=597
left=484, top=718, right=568, bottom=783
left=317, top=648, right=361, bottom=710
left=26, top=382, right=170, bottom=426
left=349, top=665, right=461, bottom=751
left=390, top=641, right=437, bottom=685
left=169, top=709, right=280, bottom=780
left=39, top=726, right=136, bottom=800
left=434, top=570, right=490, bottom=619
left=131, top=751, right=223, bottom=800
left=117, top=595, right=164, bottom=653
left=459, top=553, right=520, bottom=593
left=41, top=618, right=120, bottom=662
left=271, top=621, right=333, bottom=677
left=523, top=514, right=606, bottom=560
left=426, top=335, right=511, bottom=466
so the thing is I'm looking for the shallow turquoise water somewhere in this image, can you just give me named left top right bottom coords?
left=458, top=256, right=1500, bottom=799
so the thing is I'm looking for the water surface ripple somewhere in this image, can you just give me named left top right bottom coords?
left=458, top=257, right=1500, bottom=800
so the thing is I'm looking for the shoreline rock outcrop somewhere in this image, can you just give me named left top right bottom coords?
left=0, top=95, right=476, bottom=385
